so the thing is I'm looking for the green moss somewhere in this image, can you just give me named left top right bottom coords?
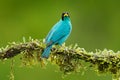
left=0, top=38, right=120, bottom=80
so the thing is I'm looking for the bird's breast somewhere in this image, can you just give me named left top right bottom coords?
left=63, top=21, right=72, bottom=32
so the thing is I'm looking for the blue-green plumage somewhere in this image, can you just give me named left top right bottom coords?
left=42, top=12, right=72, bottom=58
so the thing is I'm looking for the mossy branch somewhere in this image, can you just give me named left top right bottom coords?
left=0, top=38, right=120, bottom=80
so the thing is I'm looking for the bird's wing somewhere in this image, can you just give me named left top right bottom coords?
left=51, top=29, right=66, bottom=42
left=46, top=31, right=66, bottom=47
left=45, top=29, right=54, bottom=43
left=45, top=21, right=60, bottom=43
left=49, top=23, right=69, bottom=45
left=45, top=20, right=70, bottom=46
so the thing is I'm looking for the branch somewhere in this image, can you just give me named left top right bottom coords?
left=0, top=38, right=120, bottom=80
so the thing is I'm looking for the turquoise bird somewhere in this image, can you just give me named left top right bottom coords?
left=42, top=12, right=72, bottom=58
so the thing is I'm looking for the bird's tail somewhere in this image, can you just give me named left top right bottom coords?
left=41, top=46, right=52, bottom=58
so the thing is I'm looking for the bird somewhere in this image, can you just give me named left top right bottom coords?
left=41, top=12, right=72, bottom=58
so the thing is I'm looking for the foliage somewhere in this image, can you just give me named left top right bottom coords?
left=0, top=38, right=120, bottom=80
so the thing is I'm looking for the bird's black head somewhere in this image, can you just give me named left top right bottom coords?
left=62, top=12, right=70, bottom=21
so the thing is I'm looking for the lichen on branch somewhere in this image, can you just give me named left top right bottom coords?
left=0, top=38, right=120, bottom=80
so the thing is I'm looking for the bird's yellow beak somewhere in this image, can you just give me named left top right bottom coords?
left=64, top=13, right=68, bottom=17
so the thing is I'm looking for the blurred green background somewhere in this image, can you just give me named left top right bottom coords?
left=0, top=0, right=120, bottom=80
